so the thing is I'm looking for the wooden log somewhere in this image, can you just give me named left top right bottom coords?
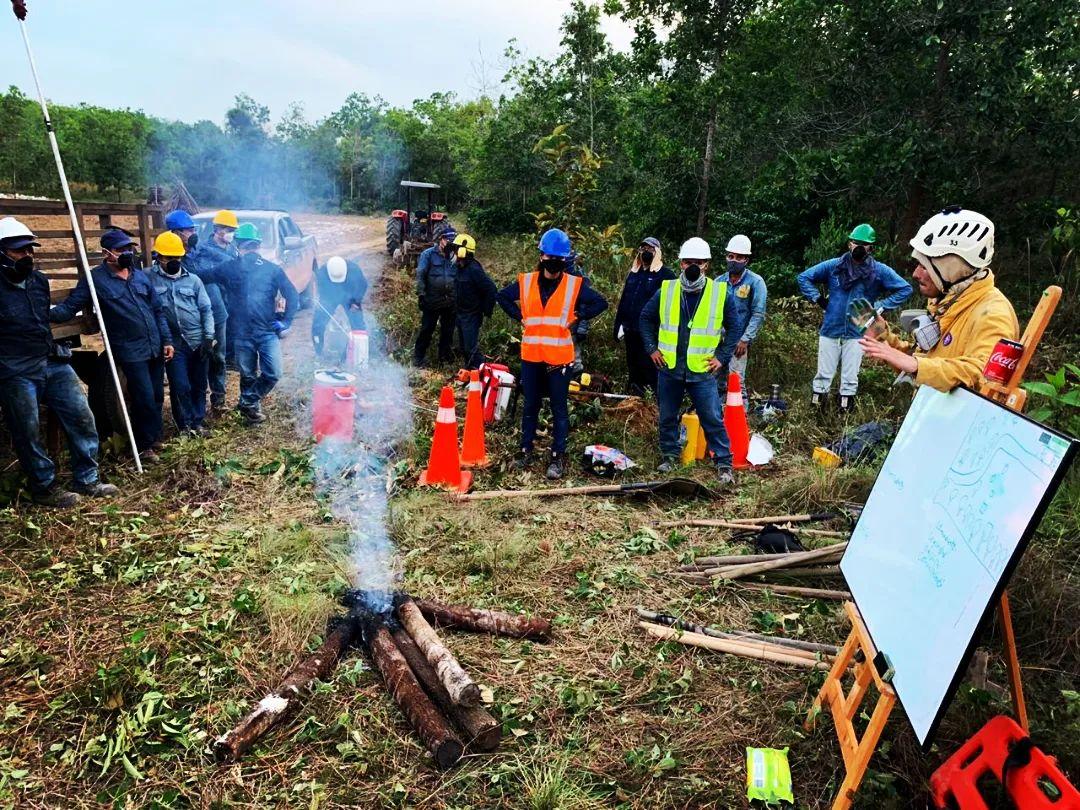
left=724, top=512, right=839, bottom=525
left=656, top=519, right=847, bottom=538
left=761, top=566, right=843, bottom=579
left=635, top=609, right=839, bottom=655
left=397, top=598, right=481, bottom=707
left=390, top=626, right=501, bottom=753
left=415, top=598, right=551, bottom=641
left=697, top=557, right=842, bottom=577
left=678, top=552, right=792, bottom=570
left=639, top=622, right=833, bottom=670
left=713, top=542, right=849, bottom=580
left=367, top=622, right=463, bottom=768
left=214, top=621, right=354, bottom=762
left=738, top=582, right=852, bottom=601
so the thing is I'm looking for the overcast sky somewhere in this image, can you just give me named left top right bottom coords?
left=1, top=1, right=634, bottom=126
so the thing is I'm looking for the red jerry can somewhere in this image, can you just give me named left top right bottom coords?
left=312, top=369, right=357, bottom=442
left=930, top=715, right=1080, bottom=809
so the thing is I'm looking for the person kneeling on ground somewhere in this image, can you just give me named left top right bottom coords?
left=496, top=228, right=608, bottom=480
left=451, top=233, right=497, bottom=370
left=612, top=237, right=676, bottom=394
left=0, top=217, right=117, bottom=506
left=149, top=232, right=214, bottom=435
left=51, top=228, right=174, bottom=465
left=312, top=255, right=368, bottom=359
left=639, top=237, right=740, bottom=488
left=228, top=223, right=298, bottom=425
left=859, top=206, right=1018, bottom=391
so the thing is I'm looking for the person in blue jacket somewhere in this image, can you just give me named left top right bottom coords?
left=716, top=234, right=767, bottom=401
left=312, top=255, right=367, bottom=359
left=613, top=237, right=676, bottom=394
left=449, top=233, right=497, bottom=370
left=0, top=217, right=117, bottom=506
left=50, top=228, right=174, bottom=463
left=190, top=210, right=238, bottom=413
left=796, top=223, right=912, bottom=411
left=413, top=229, right=458, bottom=367
left=148, top=232, right=214, bottom=435
left=227, top=223, right=298, bottom=424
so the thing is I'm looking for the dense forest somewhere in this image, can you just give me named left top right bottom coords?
left=1, top=0, right=1076, bottom=300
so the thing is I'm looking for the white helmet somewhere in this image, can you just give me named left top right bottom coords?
left=909, top=206, right=994, bottom=269
left=725, top=234, right=752, bottom=255
left=326, top=256, right=348, bottom=283
left=0, top=217, right=37, bottom=244
left=678, top=237, right=712, bottom=260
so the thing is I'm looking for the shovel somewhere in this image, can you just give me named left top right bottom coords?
left=457, top=477, right=713, bottom=502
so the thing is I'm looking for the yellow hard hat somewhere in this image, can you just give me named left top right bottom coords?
left=153, top=231, right=186, bottom=257
left=453, top=233, right=476, bottom=258
left=212, top=209, right=239, bottom=229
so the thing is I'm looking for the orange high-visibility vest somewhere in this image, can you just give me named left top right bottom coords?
left=518, top=271, right=582, bottom=364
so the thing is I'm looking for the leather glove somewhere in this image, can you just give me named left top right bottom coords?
left=817, top=295, right=829, bottom=311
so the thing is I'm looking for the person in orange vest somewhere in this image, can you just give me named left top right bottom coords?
left=496, top=228, right=608, bottom=479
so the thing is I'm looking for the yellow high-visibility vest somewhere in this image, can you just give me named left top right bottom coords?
left=657, top=278, right=727, bottom=373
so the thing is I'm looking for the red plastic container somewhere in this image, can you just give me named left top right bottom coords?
left=312, top=369, right=357, bottom=442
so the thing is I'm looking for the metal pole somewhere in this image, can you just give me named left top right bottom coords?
left=17, top=18, right=143, bottom=473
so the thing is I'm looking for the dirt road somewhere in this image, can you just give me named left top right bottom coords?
left=293, top=212, right=387, bottom=277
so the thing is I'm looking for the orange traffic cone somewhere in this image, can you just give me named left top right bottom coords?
left=419, top=386, right=473, bottom=492
left=460, top=370, right=489, bottom=468
left=723, top=372, right=751, bottom=469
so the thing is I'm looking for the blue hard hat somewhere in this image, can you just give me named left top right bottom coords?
left=441, top=227, right=458, bottom=241
left=538, top=228, right=572, bottom=258
left=165, top=210, right=196, bottom=230
left=100, top=229, right=135, bottom=250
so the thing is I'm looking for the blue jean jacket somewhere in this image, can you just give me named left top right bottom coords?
left=797, top=256, right=912, bottom=339
left=716, top=268, right=767, bottom=344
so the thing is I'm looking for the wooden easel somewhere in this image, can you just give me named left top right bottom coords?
left=805, top=285, right=1062, bottom=809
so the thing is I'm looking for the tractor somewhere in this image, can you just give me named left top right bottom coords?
left=385, top=180, right=453, bottom=268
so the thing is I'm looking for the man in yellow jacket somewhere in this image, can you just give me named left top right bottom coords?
left=859, top=207, right=1018, bottom=391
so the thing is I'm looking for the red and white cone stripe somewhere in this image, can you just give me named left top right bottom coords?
left=437, top=405, right=456, bottom=424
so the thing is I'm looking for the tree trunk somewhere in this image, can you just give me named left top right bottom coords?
left=696, top=105, right=717, bottom=234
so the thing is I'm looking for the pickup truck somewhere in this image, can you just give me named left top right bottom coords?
left=193, top=209, right=318, bottom=306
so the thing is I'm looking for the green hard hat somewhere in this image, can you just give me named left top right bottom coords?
left=235, top=222, right=261, bottom=242
left=848, top=223, right=876, bottom=244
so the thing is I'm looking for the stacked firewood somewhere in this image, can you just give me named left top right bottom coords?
left=674, top=542, right=850, bottom=600
left=214, top=594, right=551, bottom=768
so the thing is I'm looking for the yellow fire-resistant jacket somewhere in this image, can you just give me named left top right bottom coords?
left=885, top=271, right=1019, bottom=392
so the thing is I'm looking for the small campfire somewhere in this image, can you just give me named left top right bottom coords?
left=214, top=592, right=551, bottom=767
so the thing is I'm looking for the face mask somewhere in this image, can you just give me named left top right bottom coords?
left=186, top=233, right=199, bottom=249
left=0, top=254, right=33, bottom=283
left=851, top=245, right=868, bottom=262
left=163, top=259, right=182, bottom=276
left=222, top=232, right=235, bottom=244
left=117, top=251, right=135, bottom=269
left=683, top=263, right=702, bottom=281
left=639, top=251, right=654, bottom=267
left=539, top=257, right=565, bottom=275
left=727, top=259, right=747, bottom=275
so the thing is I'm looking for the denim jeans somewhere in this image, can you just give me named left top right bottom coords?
left=0, top=362, right=100, bottom=493
left=235, top=332, right=282, bottom=409
left=456, top=311, right=484, bottom=370
left=118, top=356, right=165, bottom=451
left=166, top=342, right=209, bottom=429
left=657, top=370, right=733, bottom=466
left=519, top=360, right=572, bottom=454
left=208, top=319, right=227, bottom=406
left=413, top=305, right=455, bottom=365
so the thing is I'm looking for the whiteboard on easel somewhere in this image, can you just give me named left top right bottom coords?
left=840, top=385, right=1076, bottom=748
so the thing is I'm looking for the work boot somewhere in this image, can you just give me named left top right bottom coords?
left=838, top=394, right=855, bottom=414
left=32, top=484, right=80, bottom=508
left=657, top=457, right=677, bottom=475
left=811, top=391, right=827, bottom=411
left=140, top=449, right=160, bottom=466
left=71, top=481, right=118, bottom=498
left=238, top=405, right=266, bottom=424
left=511, top=450, right=534, bottom=472
left=545, top=452, right=566, bottom=480
left=715, top=465, right=735, bottom=490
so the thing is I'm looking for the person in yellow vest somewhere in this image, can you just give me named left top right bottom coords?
left=639, top=237, right=741, bottom=487
left=859, top=207, right=1019, bottom=391
left=496, top=228, right=608, bottom=479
